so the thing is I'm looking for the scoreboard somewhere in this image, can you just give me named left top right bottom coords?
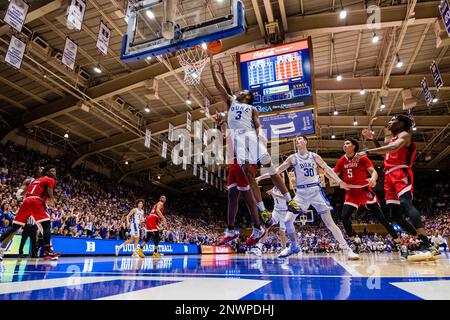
left=238, top=38, right=315, bottom=114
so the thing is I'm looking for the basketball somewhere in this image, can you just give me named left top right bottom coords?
left=206, top=40, right=223, bottom=53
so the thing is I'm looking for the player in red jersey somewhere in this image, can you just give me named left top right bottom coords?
left=216, top=110, right=266, bottom=246
left=357, top=114, right=436, bottom=259
left=0, top=165, right=60, bottom=261
left=141, top=195, right=167, bottom=257
left=333, top=138, right=401, bottom=252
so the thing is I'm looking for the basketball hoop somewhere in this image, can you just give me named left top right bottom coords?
left=176, top=46, right=209, bottom=86
left=299, top=214, right=308, bottom=226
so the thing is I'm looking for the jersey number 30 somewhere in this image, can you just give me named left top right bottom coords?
left=303, top=168, right=314, bottom=176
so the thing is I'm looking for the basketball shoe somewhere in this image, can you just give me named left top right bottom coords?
left=44, top=250, right=61, bottom=261
left=245, top=226, right=265, bottom=246
left=343, top=247, right=360, bottom=260
left=219, top=229, right=239, bottom=245
left=278, top=245, right=300, bottom=258
left=135, top=248, right=145, bottom=258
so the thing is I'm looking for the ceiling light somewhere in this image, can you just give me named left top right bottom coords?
left=93, top=65, right=102, bottom=74
left=436, top=169, right=440, bottom=172
left=331, top=134, right=336, bottom=139
left=339, top=9, right=347, bottom=19
left=186, top=93, right=192, bottom=105
left=336, top=74, right=342, bottom=81
left=360, top=88, right=366, bottom=95
left=432, top=97, right=438, bottom=103
left=157, top=175, right=161, bottom=179
left=125, top=161, right=129, bottom=165
left=333, top=110, right=339, bottom=116
left=396, top=54, right=403, bottom=68
left=380, top=98, right=386, bottom=109
left=353, top=118, right=358, bottom=126
left=144, top=106, right=150, bottom=113
left=64, top=133, right=69, bottom=139
left=412, top=126, right=417, bottom=131
left=201, top=188, right=204, bottom=191
left=372, top=33, right=379, bottom=43
left=146, top=10, right=155, bottom=19
left=146, top=56, right=152, bottom=61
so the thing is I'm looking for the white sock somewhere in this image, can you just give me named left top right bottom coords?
left=256, top=201, right=266, bottom=212
left=256, top=243, right=264, bottom=250
left=283, top=192, right=292, bottom=202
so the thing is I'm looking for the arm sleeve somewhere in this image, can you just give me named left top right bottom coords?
left=333, top=158, right=342, bottom=175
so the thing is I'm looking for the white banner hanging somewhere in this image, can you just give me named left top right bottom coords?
left=66, top=0, right=86, bottom=31
left=193, top=163, right=197, bottom=176
left=144, top=129, right=151, bottom=149
left=5, top=35, right=26, bottom=70
left=168, top=122, right=174, bottom=141
left=124, top=0, right=134, bottom=24
left=186, top=112, right=192, bottom=132
left=205, top=170, right=209, bottom=183
left=204, top=96, right=211, bottom=118
left=162, top=141, right=167, bottom=158
left=200, top=167, right=204, bottom=180
left=211, top=174, right=214, bottom=185
left=430, top=60, right=444, bottom=90
left=96, top=21, right=111, bottom=56
left=61, top=37, right=78, bottom=71
left=3, top=0, right=29, bottom=33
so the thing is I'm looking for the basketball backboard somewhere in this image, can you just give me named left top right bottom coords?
left=121, top=0, right=245, bottom=62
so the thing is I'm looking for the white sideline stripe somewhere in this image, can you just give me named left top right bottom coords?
left=97, top=278, right=270, bottom=300
left=331, top=257, right=364, bottom=277
left=390, top=280, right=450, bottom=300
left=0, top=276, right=122, bottom=295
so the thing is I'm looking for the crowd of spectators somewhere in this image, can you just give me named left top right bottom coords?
left=0, top=143, right=223, bottom=245
left=0, top=142, right=448, bottom=254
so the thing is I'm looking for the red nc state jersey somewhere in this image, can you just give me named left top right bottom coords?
left=25, top=176, right=55, bottom=201
left=384, top=135, right=416, bottom=171
left=334, top=155, right=373, bottom=188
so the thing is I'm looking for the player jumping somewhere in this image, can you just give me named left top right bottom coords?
left=258, top=136, right=360, bottom=260
left=0, top=165, right=60, bottom=261
left=210, top=55, right=302, bottom=229
left=141, top=195, right=167, bottom=257
left=332, top=138, right=403, bottom=254
left=357, top=114, right=436, bottom=260
left=115, top=199, right=145, bottom=258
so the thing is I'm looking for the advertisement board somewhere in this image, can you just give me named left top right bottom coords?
left=50, top=237, right=200, bottom=255
left=201, top=245, right=232, bottom=254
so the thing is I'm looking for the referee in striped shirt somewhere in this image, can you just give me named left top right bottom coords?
left=18, top=216, right=38, bottom=258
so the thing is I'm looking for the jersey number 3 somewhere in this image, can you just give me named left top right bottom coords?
left=235, top=111, right=242, bottom=120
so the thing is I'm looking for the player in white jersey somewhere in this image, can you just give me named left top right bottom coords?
left=115, top=199, right=145, bottom=258
left=210, top=55, right=303, bottom=235
left=258, top=136, right=360, bottom=260
left=254, top=175, right=301, bottom=258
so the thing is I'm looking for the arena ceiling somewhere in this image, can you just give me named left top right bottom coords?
left=0, top=0, right=449, bottom=192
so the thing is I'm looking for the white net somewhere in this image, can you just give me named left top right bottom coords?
left=176, top=46, right=209, bottom=86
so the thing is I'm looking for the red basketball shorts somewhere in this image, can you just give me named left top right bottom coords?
left=14, top=197, right=50, bottom=225
left=227, top=164, right=256, bottom=191
left=344, top=186, right=379, bottom=209
left=384, top=167, right=414, bottom=205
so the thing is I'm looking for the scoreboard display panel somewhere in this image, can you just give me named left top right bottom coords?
left=238, top=38, right=315, bottom=114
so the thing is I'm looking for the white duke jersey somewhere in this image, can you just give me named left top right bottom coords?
left=227, top=99, right=255, bottom=131
left=293, top=152, right=321, bottom=187
left=131, top=208, right=144, bottom=225
left=272, top=187, right=288, bottom=211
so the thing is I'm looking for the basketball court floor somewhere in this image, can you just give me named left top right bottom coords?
left=1, top=253, right=449, bottom=300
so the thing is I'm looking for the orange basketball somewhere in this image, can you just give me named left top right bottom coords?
left=207, top=40, right=223, bottom=54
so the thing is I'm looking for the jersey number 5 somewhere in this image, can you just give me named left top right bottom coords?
left=235, top=111, right=242, bottom=120
left=347, top=169, right=353, bottom=178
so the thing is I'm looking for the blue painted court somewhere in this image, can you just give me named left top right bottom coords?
left=1, top=253, right=449, bottom=300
